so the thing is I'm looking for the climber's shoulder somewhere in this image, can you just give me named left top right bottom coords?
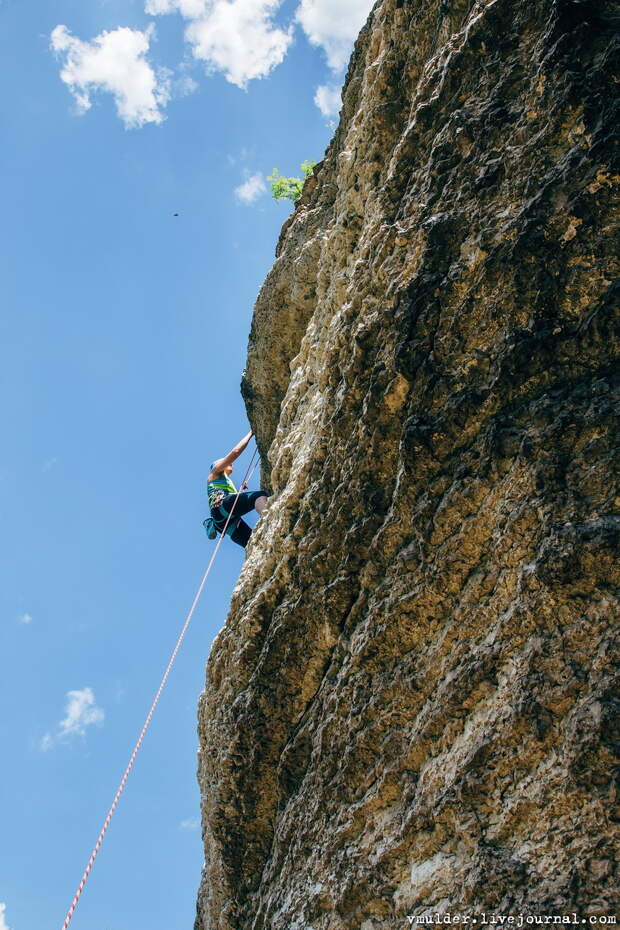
left=208, top=460, right=225, bottom=481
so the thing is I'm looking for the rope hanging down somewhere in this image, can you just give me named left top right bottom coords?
left=60, top=448, right=260, bottom=930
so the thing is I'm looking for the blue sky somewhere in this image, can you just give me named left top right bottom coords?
left=0, top=1, right=374, bottom=927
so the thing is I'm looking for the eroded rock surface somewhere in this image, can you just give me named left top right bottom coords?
left=196, top=0, right=619, bottom=926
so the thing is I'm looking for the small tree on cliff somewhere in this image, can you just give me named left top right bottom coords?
left=268, top=161, right=317, bottom=203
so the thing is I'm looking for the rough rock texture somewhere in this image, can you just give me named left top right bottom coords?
left=196, top=0, right=620, bottom=927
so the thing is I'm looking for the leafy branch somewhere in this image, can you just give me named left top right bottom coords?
left=267, top=161, right=317, bottom=203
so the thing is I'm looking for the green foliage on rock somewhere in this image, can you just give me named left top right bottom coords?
left=268, top=161, right=317, bottom=203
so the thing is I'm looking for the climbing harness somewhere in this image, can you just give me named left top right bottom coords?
left=209, top=488, right=229, bottom=508
left=59, top=447, right=260, bottom=930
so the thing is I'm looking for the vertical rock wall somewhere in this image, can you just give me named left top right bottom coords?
left=196, top=0, right=619, bottom=927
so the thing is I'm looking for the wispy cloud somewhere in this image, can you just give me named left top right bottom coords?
left=0, top=903, right=10, bottom=930
left=227, top=147, right=254, bottom=167
left=42, top=457, right=58, bottom=473
left=113, top=680, right=126, bottom=703
left=235, top=172, right=267, bottom=204
left=314, top=82, right=341, bottom=117
left=146, top=0, right=207, bottom=14
left=296, top=0, right=374, bottom=70
left=180, top=817, right=200, bottom=830
left=174, top=74, right=199, bottom=97
left=41, top=687, right=105, bottom=751
left=18, top=612, right=32, bottom=625
left=51, top=24, right=170, bottom=128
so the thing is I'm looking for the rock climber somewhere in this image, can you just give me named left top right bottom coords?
left=206, top=430, right=268, bottom=548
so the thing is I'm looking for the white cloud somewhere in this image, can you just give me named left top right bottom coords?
left=51, top=24, right=170, bottom=128
left=235, top=172, right=267, bottom=204
left=148, top=0, right=292, bottom=88
left=0, top=903, right=10, bottom=930
left=41, top=687, right=105, bottom=751
left=314, top=82, right=341, bottom=116
left=186, top=0, right=293, bottom=88
left=59, top=688, right=105, bottom=737
left=296, top=0, right=374, bottom=70
left=18, top=612, right=33, bottom=624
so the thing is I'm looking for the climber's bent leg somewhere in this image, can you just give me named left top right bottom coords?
left=254, top=495, right=268, bottom=515
left=218, top=491, right=268, bottom=518
left=229, top=518, right=252, bottom=548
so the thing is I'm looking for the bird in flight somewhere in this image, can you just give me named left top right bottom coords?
left=172, top=212, right=180, bottom=217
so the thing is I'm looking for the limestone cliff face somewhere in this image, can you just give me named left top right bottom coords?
left=196, top=1, right=619, bottom=927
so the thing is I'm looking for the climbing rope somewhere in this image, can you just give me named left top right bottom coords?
left=60, top=447, right=260, bottom=930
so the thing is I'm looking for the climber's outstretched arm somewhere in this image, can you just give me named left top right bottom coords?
left=209, top=430, right=253, bottom=477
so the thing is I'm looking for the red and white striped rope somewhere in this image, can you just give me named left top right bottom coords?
left=60, top=448, right=260, bottom=930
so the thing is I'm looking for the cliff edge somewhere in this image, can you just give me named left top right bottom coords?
left=196, top=0, right=619, bottom=926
